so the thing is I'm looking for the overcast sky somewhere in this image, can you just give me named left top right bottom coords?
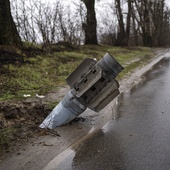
left=39, top=0, right=170, bottom=7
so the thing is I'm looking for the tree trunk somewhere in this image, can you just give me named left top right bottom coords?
left=115, top=0, right=126, bottom=46
left=131, top=9, right=139, bottom=46
left=0, top=0, right=22, bottom=47
left=125, top=0, right=132, bottom=46
left=82, top=0, right=98, bottom=45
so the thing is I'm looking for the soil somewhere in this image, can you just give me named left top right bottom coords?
left=0, top=49, right=169, bottom=170
left=0, top=48, right=24, bottom=65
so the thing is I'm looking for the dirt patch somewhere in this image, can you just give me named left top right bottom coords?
left=0, top=101, right=48, bottom=127
left=0, top=49, right=24, bottom=65
left=0, top=85, right=69, bottom=159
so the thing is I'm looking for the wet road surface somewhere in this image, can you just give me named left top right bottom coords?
left=44, top=56, right=170, bottom=170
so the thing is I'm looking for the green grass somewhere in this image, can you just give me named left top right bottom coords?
left=0, top=127, right=18, bottom=155
left=0, top=45, right=155, bottom=101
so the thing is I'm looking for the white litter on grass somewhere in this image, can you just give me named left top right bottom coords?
left=23, top=94, right=31, bottom=97
left=36, top=94, right=45, bottom=98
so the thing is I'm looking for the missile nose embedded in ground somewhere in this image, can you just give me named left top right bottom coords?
left=39, top=53, right=124, bottom=129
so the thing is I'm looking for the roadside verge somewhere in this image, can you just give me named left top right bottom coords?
left=0, top=48, right=169, bottom=170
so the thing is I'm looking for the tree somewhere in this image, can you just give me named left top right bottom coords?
left=115, top=0, right=126, bottom=45
left=151, top=0, right=166, bottom=46
left=133, top=0, right=169, bottom=47
left=0, top=0, right=22, bottom=47
left=125, top=0, right=132, bottom=45
left=115, top=0, right=132, bottom=46
left=81, top=0, right=98, bottom=44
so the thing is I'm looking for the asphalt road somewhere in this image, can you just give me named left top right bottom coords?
left=48, top=56, right=170, bottom=170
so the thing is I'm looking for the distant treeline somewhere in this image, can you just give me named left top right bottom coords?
left=1, top=0, right=170, bottom=47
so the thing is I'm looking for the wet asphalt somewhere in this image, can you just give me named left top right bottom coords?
left=45, top=56, right=170, bottom=170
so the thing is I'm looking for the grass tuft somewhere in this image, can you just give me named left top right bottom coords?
left=0, top=128, right=18, bottom=155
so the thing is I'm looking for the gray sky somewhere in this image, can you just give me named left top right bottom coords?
left=39, top=0, right=170, bottom=7
left=166, top=0, right=170, bottom=7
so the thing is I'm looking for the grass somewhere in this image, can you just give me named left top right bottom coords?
left=0, top=45, right=155, bottom=102
left=0, top=127, right=18, bottom=156
left=46, top=100, right=60, bottom=110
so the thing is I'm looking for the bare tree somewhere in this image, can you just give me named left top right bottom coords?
left=0, top=0, right=22, bottom=47
left=10, top=0, right=170, bottom=47
left=98, top=4, right=117, bottom=46
left=12, top=0, right=84, bottom=46
left=115, top=0, right=126, bottom=45
left=125, top=0, right=132, bottom=45
left=113, top=0, right=132, bottom=46
left=133, top=0, right=170, bottom=46
left=81, top=0, right=98, bottom=45
left=151, top=0, right=166, bottom=46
